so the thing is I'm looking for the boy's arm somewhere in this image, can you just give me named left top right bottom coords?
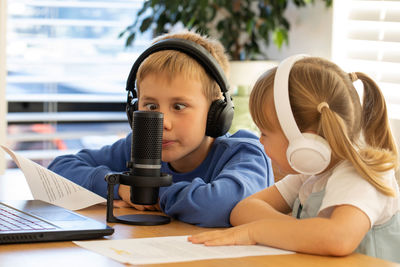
left=159, top=143, right=272, bottom=227
left=48, top=133, right=132, bottom=198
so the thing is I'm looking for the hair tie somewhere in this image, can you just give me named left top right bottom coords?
left=349, top=72, right=358, bottom=82
left=317, top=102, right=329, bottom=113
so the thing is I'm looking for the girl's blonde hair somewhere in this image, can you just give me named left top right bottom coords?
left=136, top=31, right=229, bottom=102
left=250, top=57, right=398, bottom=196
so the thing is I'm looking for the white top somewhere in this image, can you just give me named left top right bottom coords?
left=275, top=161, right=400, bottom=227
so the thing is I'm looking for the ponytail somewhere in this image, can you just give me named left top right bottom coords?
left=357, top=72, right=398, bottom=157
left=318, top=71, right=398, bottom=196
left=320, top=107, right=397, bottom=196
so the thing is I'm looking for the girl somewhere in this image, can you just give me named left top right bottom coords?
left=189, top=55, right=400, bottom=262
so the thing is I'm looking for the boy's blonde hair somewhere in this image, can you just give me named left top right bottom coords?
left=250, top=57, right=398, bottom=196
left=136, top=31, right=229, bottom=103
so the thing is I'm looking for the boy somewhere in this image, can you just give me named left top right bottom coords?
left=48, top=31, right=273, bottom=227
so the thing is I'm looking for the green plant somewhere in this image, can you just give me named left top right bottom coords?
left=120, top=0, right=332, bottom=60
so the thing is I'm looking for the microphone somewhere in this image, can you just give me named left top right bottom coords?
left=105, top=110, right=172, bottom=225
left=128, top=111, right=166, bottom=204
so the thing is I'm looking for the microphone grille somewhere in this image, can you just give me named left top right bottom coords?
left=132, top=111, right=163, bottom=161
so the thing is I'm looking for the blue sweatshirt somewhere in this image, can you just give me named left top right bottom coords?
left=48, top=130, right=273, bottom=227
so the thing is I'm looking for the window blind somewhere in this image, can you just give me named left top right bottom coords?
left=0, top=0, right=7, bottom=174
left=4, top=0, right=149, bottom=168
left=332, top=0, right=400, bottom=119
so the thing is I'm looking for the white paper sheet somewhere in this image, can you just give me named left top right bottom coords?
left=74, top=235, right=294, bottom=265
left=1, top=145, right=105, bottom=210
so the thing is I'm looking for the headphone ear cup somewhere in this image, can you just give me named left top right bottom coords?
left=132, top=98, right=138, bottom=111
left=206, top=99, right=234, bottom=138
left=286, top=133, right=331, bottom=175
left=126, top=98, right=138, bottom=129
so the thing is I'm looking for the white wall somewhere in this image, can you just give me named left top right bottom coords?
left=0, top=0, right=7, bottom=174
left=264, top=1, right=333, bottom=61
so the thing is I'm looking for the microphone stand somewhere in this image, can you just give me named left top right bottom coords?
left=105, top=171, right=172, bottom=225
left=105, top=110, right=172, bottom=225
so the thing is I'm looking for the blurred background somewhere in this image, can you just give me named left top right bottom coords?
left=1, top=0, right=400, bottom=175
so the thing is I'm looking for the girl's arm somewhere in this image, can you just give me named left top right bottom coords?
left=190, top=204, right=370, bottom=256
left=230, top=185, right=293, bottom=225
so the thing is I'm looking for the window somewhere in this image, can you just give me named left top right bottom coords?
left=3, top=0, right=149, bottom=169
left=332, top=0, right=400, bottom=120
left=0, top=0, right=7, bottom=173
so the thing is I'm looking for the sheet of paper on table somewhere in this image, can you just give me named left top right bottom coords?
left=74, top=235, right=294, bottom=265
left=0, top=145, right=105, bottom=210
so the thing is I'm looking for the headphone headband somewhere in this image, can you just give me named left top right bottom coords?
left=273, top=54, right=309, bottom=141
left=273, top=54, right=331, bottom=175
left=126, top=38, right=230, bottom=97
left=125, top=37, right=234, bottom=138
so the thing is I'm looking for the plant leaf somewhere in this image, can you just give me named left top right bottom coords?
left=120, top=0, right=333, bottom=58
left=273, top=27, right=288, bottom=49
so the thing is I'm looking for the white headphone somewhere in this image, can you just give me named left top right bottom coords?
left=273, top=54, right=331, bottom=175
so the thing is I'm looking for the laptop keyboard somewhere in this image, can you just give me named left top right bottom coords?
left=0, top=204, right=56, bottom=232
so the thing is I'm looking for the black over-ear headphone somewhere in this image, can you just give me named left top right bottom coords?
left=125, top=38, right=234, bottom=138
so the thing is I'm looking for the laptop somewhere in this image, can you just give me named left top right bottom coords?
left=0, top=199, right=114, bottom=244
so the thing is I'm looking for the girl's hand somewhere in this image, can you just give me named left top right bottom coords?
left=188, top=224, right=256, bottom=246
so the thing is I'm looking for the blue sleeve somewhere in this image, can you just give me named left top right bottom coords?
left=158, top=143, right=273, bottom=228
left=47, top=133, right=132, bottom=198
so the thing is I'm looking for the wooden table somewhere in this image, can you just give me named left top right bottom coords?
left=1, top=170, right=399, bottom=266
